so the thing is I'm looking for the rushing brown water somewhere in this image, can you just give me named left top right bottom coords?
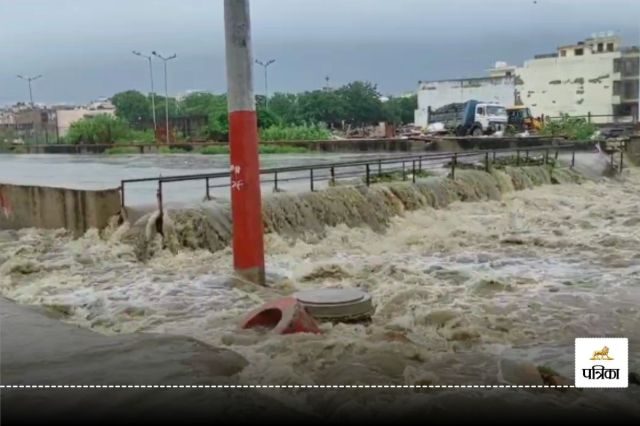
left=1, top=165, right=639, bottom=413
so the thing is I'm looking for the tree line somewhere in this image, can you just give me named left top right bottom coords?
left=65, top=81, right=416, bottom=144
left=110, top=80, right=417, bottom=140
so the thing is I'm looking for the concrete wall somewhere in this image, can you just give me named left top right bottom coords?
left=414, top=76, right=516, bottom=127
left=517, top=50, right=620, bottom=122
left=0, top=183, right=121, bottom=236
left=10, top=139, right=427, bottom=154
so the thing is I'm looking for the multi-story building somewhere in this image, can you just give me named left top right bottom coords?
left=414, top=33, right=639, bottom=127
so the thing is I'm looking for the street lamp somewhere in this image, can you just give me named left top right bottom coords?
left=254, top=58, right=275, bottom=108
left=152, top=51, right=177, bottom=143
left=132, top=51, right=157, bottom=132
left=16, top=74, right=42, bottom=107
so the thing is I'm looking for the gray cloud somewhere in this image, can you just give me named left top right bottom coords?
left=1, top=0, right=638, bottom=104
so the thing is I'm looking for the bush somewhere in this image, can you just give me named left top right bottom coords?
left=105, top=146, right=139, bottom=155
left=260, top=123, right=331, bottom=141
left=159, top=146, right=189, bottom=154
left=540, top=114, right=596, bottom=140
left=66, top=114, right=131, bottom=144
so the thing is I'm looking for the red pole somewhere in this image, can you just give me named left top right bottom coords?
left=223, top=0, right=265, bottom=285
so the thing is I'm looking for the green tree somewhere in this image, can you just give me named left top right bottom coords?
left=297, top=90, right=346, bottom=127
left=336, top=81, right=384, bottom=127
left=153, top=95, right=181, bottom=120
left=111, top=90, right=151, bottom=125
left=269, top=92, right=301, bottom=125
left=65, top=114, right=131, bottom=144
left=383, top=95, right=417, bottom=125
left=180, top=92, right=227, bottom=117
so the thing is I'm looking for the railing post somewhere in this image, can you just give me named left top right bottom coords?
left=516, top=149, right=520, bottom=166
left=485, top=151, right=489, bottom=172
left=545, top=149, right=549, bottom=165
left=366, top=163, right=371, bottom=186
left=619, top=150, right=624, bottom=173
left=402, top=161, right=406, bottom=181
left=492, top=150, right=496, bottom=163
left=554, top=150, right=559, bottom=163
left=330, top=167, right=335, bottom=185
left=412, top=160, right=416, bottom=183
left=157, top=180, right=164, bottom=215
left=571, top=150, right=575, bottom=168
left=120, top=181, right=125, bottom=208
left=588, top=111, right=591, bottom=123
left=450, top=153, right=457, bottom=179
left=310, top=168, right=314, bottom=191
left=205, top=177, right=211, bottom=200
left=274, top=171, right=278, bottom=192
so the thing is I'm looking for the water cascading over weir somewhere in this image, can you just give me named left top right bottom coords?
left=121, top=166, right=583, bottom=261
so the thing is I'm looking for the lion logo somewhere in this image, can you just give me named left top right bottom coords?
left=590, top=346, right=614, bottom=361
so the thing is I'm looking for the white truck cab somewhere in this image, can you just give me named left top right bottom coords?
left=473, top=103, right=508, bottom=136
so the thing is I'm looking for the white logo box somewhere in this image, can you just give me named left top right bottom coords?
left=575, top=338, right=628, bottom=388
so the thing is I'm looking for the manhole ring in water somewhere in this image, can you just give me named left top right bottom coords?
left=293, top=288, right=374, bottom=322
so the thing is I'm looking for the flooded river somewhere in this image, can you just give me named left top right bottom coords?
left=1, top=153, right=639, bottom=416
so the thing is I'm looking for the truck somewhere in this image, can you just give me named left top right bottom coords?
left=427, top=100, right=508, bottom=136
left=506, top=105, right=542, bottom=133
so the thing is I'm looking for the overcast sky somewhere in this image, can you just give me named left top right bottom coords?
left=1, top=0, right=638, bottom=105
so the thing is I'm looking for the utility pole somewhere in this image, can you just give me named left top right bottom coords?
left=254, top=58, right=275, bottom=108
left=152, top=51, right=177, bottom=143
left=16, top=74, right=42, bottom=107
left=224, top=0, right=265, bottom=285
left=132, top=51, right=158, bottom=133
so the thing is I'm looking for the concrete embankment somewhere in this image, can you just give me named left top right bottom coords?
left=0, top=183, right=121, bottom=236
left=126, top=165, right=583, bottom=260
left=1, top=138, right=426, bottom=154
left=0, top=296, right=311, bottom=423
left=1, top=135, right=569, bottom=155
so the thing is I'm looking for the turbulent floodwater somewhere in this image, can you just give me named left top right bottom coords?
left=1, top=164, right=639, bottom=413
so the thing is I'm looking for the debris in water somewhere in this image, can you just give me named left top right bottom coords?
left=241, top=297, right=322, bottom=334
left=294, top=288, right=375, bottom=322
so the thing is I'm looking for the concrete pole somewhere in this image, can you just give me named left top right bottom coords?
left=147, top=57, right=157, bottom=132
left=224, top=0, right=265, bottom=285
left=163, top=59, right=170, bottom=143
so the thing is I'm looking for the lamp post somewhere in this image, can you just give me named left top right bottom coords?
left=152, top=51, right=177, bottom=143
left=254, top=58, right=275, bottom=108
left=132, top=51, right=157, bottom=132
left=16, top=74, right=42, bottom=107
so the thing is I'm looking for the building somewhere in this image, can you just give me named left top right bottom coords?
left=0, top=99, right=116, bottom=143
left=414, top=33, right=639, bottom=127
left=517, top=33, right=628, bottom=123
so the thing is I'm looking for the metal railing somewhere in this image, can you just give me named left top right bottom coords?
left=120, top=143, right=599, bottom=212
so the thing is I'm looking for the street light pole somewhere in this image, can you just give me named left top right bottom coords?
left=16, top=74, right=42, bottom=107
left=254, top=58, right=275, bottom=108
left=132, top=51, right=157, bottom=132
left=224, top=0, right=265, bottom=285
left=152, top=51, right=177, bottom=143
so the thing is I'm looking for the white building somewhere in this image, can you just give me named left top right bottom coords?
left=414, top=33, right=639, bottom=127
